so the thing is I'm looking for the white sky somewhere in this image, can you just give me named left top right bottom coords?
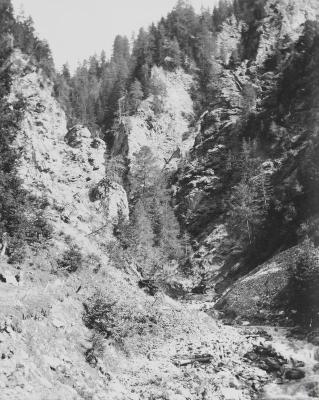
left=12, top=0, right=218, bottom=71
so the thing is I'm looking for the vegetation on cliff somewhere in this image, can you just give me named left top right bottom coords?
left=0, top=0, right=53, bottom=262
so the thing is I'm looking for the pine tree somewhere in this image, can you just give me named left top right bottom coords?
left=157, top=201, right=183, bottom=260
left=131, top=199, right=156, bottom=276
left=127, top=78, right=143, bottom=114
left=105, top=152, right=126, bottom=185
left=129, top=146, right=159, bottom=201
left=112, top=35, right=130, bottom=63
left=228, top=140, right=271, bottom=247
left=163, top=37, right=181, bottom=70
left=228, top=181, right=263, bottom=245
left=241, top=83, right=257, bottom=116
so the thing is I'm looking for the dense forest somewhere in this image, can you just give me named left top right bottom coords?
left=54, top=0, right=266, bottom=135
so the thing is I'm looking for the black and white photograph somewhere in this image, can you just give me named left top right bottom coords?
left=0, top=0, right=318, bottom=398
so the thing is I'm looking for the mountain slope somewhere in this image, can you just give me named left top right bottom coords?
left=172, top=0, right=319, bottom=321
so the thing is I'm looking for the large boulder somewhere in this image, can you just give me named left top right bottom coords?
left=64, top=124, right=91, bottom=148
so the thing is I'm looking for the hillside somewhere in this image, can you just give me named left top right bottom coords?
left=0, top=0, right=319, bottom=399
left=174, top=0, right=319, bottom=323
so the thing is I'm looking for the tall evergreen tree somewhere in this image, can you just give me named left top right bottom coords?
left=127, top=78, right=143, bottom=114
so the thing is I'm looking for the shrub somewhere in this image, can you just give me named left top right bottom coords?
left=83, top=284, right=200, bottom=355
left=31, top=213, right=53, bottom=241
left=7, top=238, right=27, bottom=264
left=57, top=244, right=83, bottom=273
left=83, top=289, right=162, bottom=348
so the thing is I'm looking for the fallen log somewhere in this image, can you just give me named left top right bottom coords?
left=173, top=354, right=214, bottom=367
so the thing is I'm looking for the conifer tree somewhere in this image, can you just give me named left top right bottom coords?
left=131, top=199, right=156, bottom=276
left=228, top=140, right=271, bottom=247
left=129, top=146, right=159, bottom=201
left=127, top=78, right=143, bottom=114
left=163, top=37, right=181, bottom=70
left=157, top=201, right=183, bottom=260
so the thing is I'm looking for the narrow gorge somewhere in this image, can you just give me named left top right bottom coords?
left=0, top=0, right=319, bottom=399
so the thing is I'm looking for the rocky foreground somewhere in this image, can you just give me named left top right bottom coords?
left=1, top=264, right=319, bottom=400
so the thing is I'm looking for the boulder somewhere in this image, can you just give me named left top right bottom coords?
left=313, top=363, right=319, bottom=373
left=65, top=125, right=91, bottom=148
left=244, top=344, right=287, bottom=374
left=284, top=368, right=305, bottom=380
left=293, top=360, right=305, bottom=368
left=307, top=331, right=319, bottom=346
left=304, top=381, right=319, bottom=398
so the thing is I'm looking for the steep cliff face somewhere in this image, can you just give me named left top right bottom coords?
left=174, top=0, right=319, bottom=313
left=112, top=66, right=195, bottom=170
left=9, top=51, right=128, bottom=245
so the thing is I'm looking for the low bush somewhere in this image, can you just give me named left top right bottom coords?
left=82, top=287, right=193, bottom=354
left=57, top=244, right=83, bottom=273
left=83, top=290, right=158, bottom=344
left=7, top=238, right=27, bottom=264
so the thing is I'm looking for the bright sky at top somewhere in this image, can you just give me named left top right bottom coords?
left=12, top=0, right=219, bottom=71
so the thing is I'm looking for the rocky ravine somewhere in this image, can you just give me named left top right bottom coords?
left=1, top=2, right=319, bottom=399
left=0, top=46, right=259, bottom=400
left=2, top=44, right=318, bottom=400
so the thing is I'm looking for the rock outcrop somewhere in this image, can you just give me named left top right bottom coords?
left=9, top=51, right=129, bottom=243
left=174, top=0, right=319, bottom=311
left=215, top=246, right=300, bottom=321
left=112, top=66, right=195, bottom=170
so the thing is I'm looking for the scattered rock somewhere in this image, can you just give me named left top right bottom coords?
left=52, top=318, right=64, bottom=329
left=243, top=328, right=272, bottom=341
left=313, top=363, right=319, bottom=373
left=292, top=360, right=305, bottom=368
left=244, top=344, right=287, bottom=373
left=138, top=279, right=158, bottom=296
left=263, top=357, right=283, bottom=372
left=288, top=326, right=308, bottom=341
left=245, top=351, right=259, bottom=362
left=0, top=269, right=20, bottom=286
left=304, top=381, right=319, bottom=397
left=284, top=368, right=305, bottom=380
left=214, top=371, right=241, bottom=390
left=43, top=356, right=61, bottom=371
left=220, top=387, right=243, bottom=400
left=308, top=334, right=319, bottom=346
